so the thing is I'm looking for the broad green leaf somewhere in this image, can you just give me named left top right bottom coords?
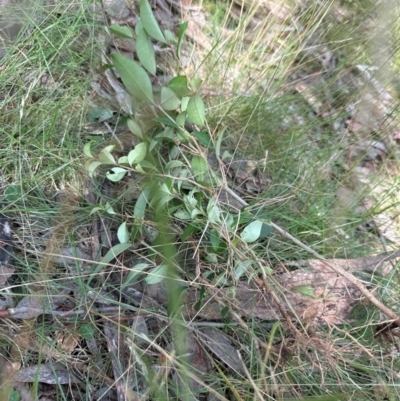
left=128, top=142, right=147, bottom=165
left=291, top=285, right=316, bottom=298
left=117, top=222, right=130, bottom=243
left=168, top=75, right=191, bottom=97
left=190, top=78, right=202, bottom=92
left=90, top=206, right=103, bottom=215
left=83, top=142, right=93, bottom=158
left=145, top=264, right=168, bottom=284
left=111, top=54, right=154, bottom=103
left=88, top=107, right=113, bottom=122
left=154, top=117, right=180, bottom=129
left=106, top=167, right=127, bottom=182
left=182, top=223, right=200, bottom=241
left=259, top=223, right=273, bottom=238
left=187, top=94, right=205, bottom=126
left=210, top=229, right=220, bottom=251
left=94, top=243, right=132, bottom=275
left=105, top=202, right=116, bottom=215
left=136, top=29, right=156, bottom=75
left=110, top=23, right=133, bottom=38
left=156, top=192, right=174, bottom=211
left=207, top=197, right=220, bottom=224
left=5, top=185, right=23, bottom=202
left=241, top=220, right=263, bottom=243
left=169, top=145, right=180, bottom=159
left=205, top=253, right=218, bottom=263
left=134, top=186, right=151, bottom=218
left=234, top=260, right=252, bottom=281
left=86, top=160, right=102, bottom=178
left=166, top=160, right=184, bottom=170
left=127, top=119, right=143, bottom=139
left=99, top=148, right=116, bottom=164
left=118, top=156, right=129, bottom=165
left=181, top=96, right=190, bottom=112
left=176, top=112, right=186, bottom=127
left=191, top=155, right=208, bottom=181
left=161, top=87, right=180, bottom=110
left=192, top=131, right=212, bottom=148
left=79, top=323, right=95, bottom=339
left=150, top=183, right=173, bottom=208
left=164, top=29, right=176, bottom=44
left=140, top=0, right=166, bottom=43
left=176, top=128, right=190, bottom=142
left=174, top=209, right=192, bottom=220
left=135, top=20, right=144, bottom=34
left=177, top=21, right=188, bottom=59
left=123, top=262, right=150, bottom=286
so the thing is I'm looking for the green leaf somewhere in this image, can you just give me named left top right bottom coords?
left=127, top=119, right=143, bottom=139
left=153, top=117, right=181, bottom=129
left=128, top=142, right=147, bottom=165
left=190, top=78, right=202, bottom=92
left=182, top=223, right=200, bottom=241
left=111, top=54, right=154, bottom=103
left=207, top=197, right=221, bottom=224
left=93, top=243, right=132, bottom=277
left=165, top=160, right=184, bottom=170
left=106, top=167, right=127, bottom=182
left=5, top=185, right=23, bottom=202
left=123, top=262, right=150, bottom=286
left=145, top=264, right=168, bottom=284
left=210, top=229, right=220, bottom=251
left=135, top=20, right=144, bottom=34
left=174, top=209, right=192, bottom=220
left=110, top=23, right=133, bottom=38
left=86, top=160, right=102, bottom=178
left=117, top=222, right=130, bottom=243
left=88, top=107, right=113, bottom=122
left=164, top=29, right=176, bottom=44
left=259, top=223, right=273, bottom=238
left=176, top=112, right=186, bottom=127
left=187, top=94, right=205, bottom=126
left=168, top=75, right=192, bottom=97
left=83, top=142, right=93, bottom=158
left=136, top=29, right=156, bottom=75
left=90, top=206, right=103, bottom=215
left=181, top=96, right=190, bottom=112
left=98, top=147, right=116, bottom=164
left=134, top=186, right=151, bottom=218
left=118, top=156, right=129, bottom=165
left=161, top=87, right=180, bottom=110
left=234, top=260, right=252, bottom=280
left=140, top=0, right=166, bottom=43
left=216, top=126, right=227, bottom=158
left=191, top=155, right=208, bottom=181
left=241, top=220, right=263, bottom=243
left=192, top=131, right=212, bottom=148
left=9, top=390, right=21, bottom=401
left=105, top=202, right=116, bottom=215
left=291, top=285, right=316, bottom=298
left=176, top=21, right=188, bottom=60
left=194, top=285, right=206, bottom=311
left=79, top=323, right=95, bottom=339
left=220, top=306, right=230, bottom=318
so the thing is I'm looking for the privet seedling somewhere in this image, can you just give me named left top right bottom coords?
left=84, top=0, right=272, bottom=285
